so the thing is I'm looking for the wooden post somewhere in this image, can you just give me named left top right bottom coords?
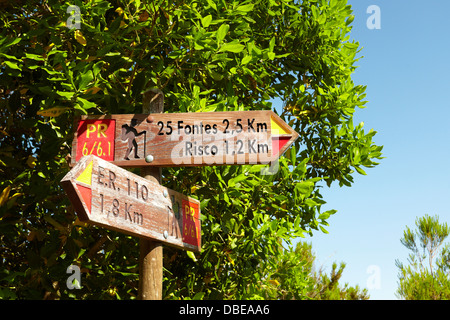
left=138, top=88, right=164, bottom=300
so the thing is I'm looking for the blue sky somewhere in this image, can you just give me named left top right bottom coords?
left=297, top=0, right=450, bottom=300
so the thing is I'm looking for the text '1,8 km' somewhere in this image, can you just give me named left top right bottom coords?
left=61, top=155, right=201, bottom=252
left=71, top=110, right=299, bottom=167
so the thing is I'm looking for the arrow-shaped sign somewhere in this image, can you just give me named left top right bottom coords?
left=61, top=155, right=201, bottom=252
left=71, top=110, right=299, bottom=167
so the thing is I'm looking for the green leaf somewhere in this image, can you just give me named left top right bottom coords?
left=208, top=69, right=224, bottom=81
left=216, top=24, right=229, bottom=43
left=311, top=6, right=319, bottom=20
left=318, top=13, right=327, bottom=25
left=24, top=53, right=45, bottom=61
left=91, top=65, right=103, bottom=82
left=0, top=53, right=20, bottom=61
left=241, top=55, right=252, bottom=65
left=354, top=166, right=367, bottom=175
left=290, top=144, right=296, bottom=166
left=295, top=180, right=314, bottom=198
left=4, top=60, right=20, bottom=70
left=56, top=91, right=74, bottom=99
left=346, top=15, right=355, bottom=26
left=318, top=210, right=337, bottom=220
left=236, top=3, right=254, bottom=13
left=228, top=174, right=247, bottom=188
left=187, top=251, right=197, bottom=262
left=77, top=97, right=96, bottom=110
left=0, top=37, right=21, bottom=48
left=77, top=70, right=94, bottom=91
left=206, top=0, right=217, bottom=11
left=201, top=15, right=212, bottom=28
left=269, top=37, right=276, bottom=52
left=192, top=292, right=205, bottom=300
left=219, top=42, right=245, bottom=53
left=305, top=198, right=319, bottom=207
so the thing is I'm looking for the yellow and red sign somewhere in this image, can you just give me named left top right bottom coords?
left=182, top=200, right=201, bottom=248
left=61, top=155, right=201, bottom=252
left=76, top=119, right=115, bottom=162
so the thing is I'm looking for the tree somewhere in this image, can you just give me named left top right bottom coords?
left=259, top=241, right=369, bottom=300
left=0, top=0, right=382, bottom=299
left=396, top=214, right=450, bottom=300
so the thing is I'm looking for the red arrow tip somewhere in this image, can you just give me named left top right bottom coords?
left=76, top=184, right=92, bottom=214
left=272, top=136, right=291, bottom=156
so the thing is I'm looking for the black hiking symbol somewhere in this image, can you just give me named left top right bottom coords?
left=121, top=119, right=146, bottom=160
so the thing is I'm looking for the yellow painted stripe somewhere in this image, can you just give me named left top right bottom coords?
left=76, top=160, right=93, bottom=186
left=271, top=116, right=289, bottom=135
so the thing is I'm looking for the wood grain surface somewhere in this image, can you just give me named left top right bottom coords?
left=70, top=111, right=299, bottom=167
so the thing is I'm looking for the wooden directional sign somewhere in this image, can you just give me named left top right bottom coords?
left=70, top=110, right=299, bottom=167
left=61, top=155, right=201, bottom=252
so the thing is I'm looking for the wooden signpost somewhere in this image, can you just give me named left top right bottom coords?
left=61, top=154, right=201, bottom=252
left=71, top=110, right=299, bottom=168
left=63, top=94, right=300, bottom=299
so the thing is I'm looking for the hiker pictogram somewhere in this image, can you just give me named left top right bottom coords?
left=121, top=119, right=146, bottom=160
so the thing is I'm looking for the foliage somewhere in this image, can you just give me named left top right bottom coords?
left=257, top=241, right=369, bottom=300
left=309, top=261, right=369, bottom=300
left=396, top=214, right=450, bottom=300
left=0, top=0, right=382, bottom=299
